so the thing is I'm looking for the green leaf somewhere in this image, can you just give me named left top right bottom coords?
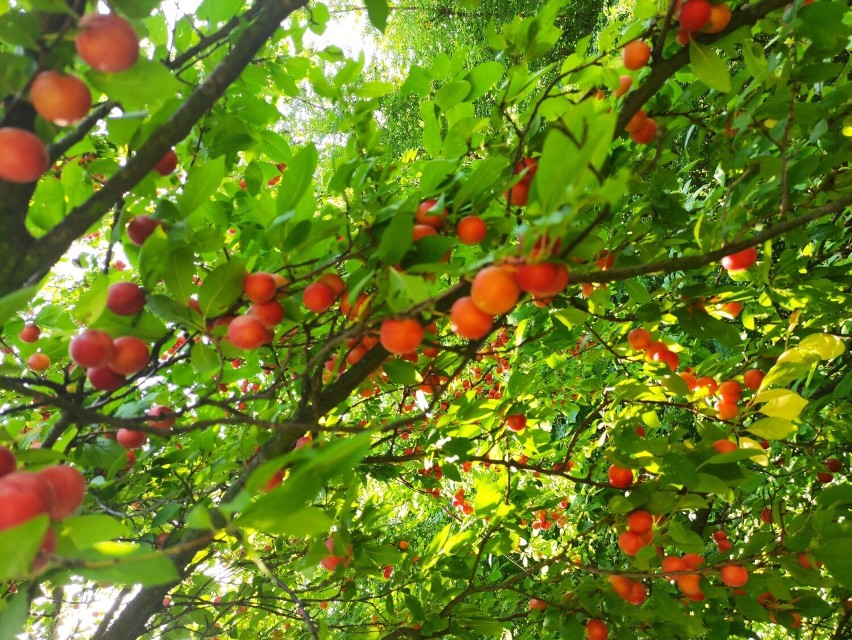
left=798, top=333, right=845, bottom=360
left=378, top=212, right=413, bottom=265
left=198, top=259, right=247, bottom=318
left=747, top=417, right=797, bottom=440
left=87, top=60, right=182, bottom=110
left=0, top=593, right=28, bottom=639
left=177, top=156, right=226, bottom=217
left=27, top=177, right=66, bottom=236
left=74, top=542, right=180, bottom=587
left=435, top=80, right=471, bottom=111
left=814, top=537, right=852, bottom=588
left=237, top=431, right=373, bottom=533
left=190, top=341, right=221, bottom=376
left=0, top=285, right=38, bottom=329
left=354, top=81, right=395, bottom=98
left=160, top=247, right=196, bottom=303
left=0, top=515, right=48, bottom=580
left=146, top=294, right=203, bottom=330
left=363, top=0, right=389, bottom=32
left=689, top=41, right=731, bottom=92
left=277, top=144, right=318, bottom=215
left=754, top=389, right=807, bottom=421
left=473, top=480, right=502, bottom=516
left=58, top=515, right=130, bottom=549
left=382, top=358, right=418, bottom=385
left=242, top=505, right=333, bottom=537
left=0, top=11, right=39, bottom=48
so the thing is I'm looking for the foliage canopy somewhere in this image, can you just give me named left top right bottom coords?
left=0, top=0, right=850, bottom=639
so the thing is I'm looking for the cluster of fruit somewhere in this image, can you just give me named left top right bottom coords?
left=0, top=446, right=86, bottom=569
left=0, top=13, right=139, bottom=184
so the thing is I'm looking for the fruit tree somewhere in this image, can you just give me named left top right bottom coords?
left=0, top=0, right=850, bottom=638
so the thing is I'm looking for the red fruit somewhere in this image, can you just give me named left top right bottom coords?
left=0, top=447, right=16, bottom=478
left=87, top=366, right=126, bottom=391
left=607, top=575, right=632, bottom=598
left=147, top=405, right=175, bottom=429
left=75, top=13, right=139, bottom=72
left=618, top=530, right=645, bottom=556
left=416, top=199, right=447, bottom=229
left=682, top=553, right=705, bottom=570
left=27, top=353, right=51, bottom=372
left=30, top=71, right=93, bottom=126
left=676, top=573, right=702, bottom=596
left=18, top=324, right=41, bottom=343
left=713, top=439, right=738, bottom=454
left=743, top=369, right=764, bottom=390
left=247, top=300, right=285, bottom=327
left=457, top=216, right=487, bottom=244
left=628, top=328, right=652, bottom=351
left=661, top=555, right=687, bottom=579
left=317, top=273, right=345, bottom=297
left=614, top=74, right=632, bottom=98
left=515, top=157, right=538, bottom=184
left=108, top=336, right=150, bottom=375
left=703, top=3, right=732, bottom=33
left=450, top=296, right=493, bottom=340
left=721, top=247, right=758, bottom=272
left=126, top=215, right=162, bottom=246
left=626, top=581, right=647, bottom=605
left=586, top=618, right=608, bottom=640
left=625, top=109, right=648, bottom=133
left=695, top=376, right=718, bottom=394
left=107, top=282, right=146, bottom=315
left=1, top=472, right=55, bottom=515
left=38, top=465, right=86, bottom=519
left=153, top=149, right=178, bottom=176
left=817, top=472, right=833, bottom=484
left=630, top=118, right=659, bottom=144
left=321, top=555, right=342, bottom=571
left=0, top=128, right=50, bottom=184
left=645, top=341, right=669, bottom=360
left=515, top=262, right=568, bottom=297
left=715, top=400, right=739, bottom=421
left=679, top=0, right=712, bottom=31
left=622, top=40, right=651, bottom=70
left=720, top=564, right=749, bottom=587
left=506, top=414, right=527, bottom=432
left=679, top=371, right=698, bottom=391
left=0, top=484, right=48, bottom=531
left=116, top=428, right=147, bottom=449
left=712, top=530, right=728, bottom=543
left=69, top=330, right=115, bottom=369
left=653, top=348, right=679, bottom=371
left=227, top=315, right=273, bottom=350
left=718, top=380, right=742, bottom=401
left=826, top=458, right=842, bottom=473
left=504, top=180, right=530, bottom=206
left=380, top=318, right=424, bottom=355
left=243, top=272, right=277, bottom=304
left=676, top=27, right=691, bottom=46
left=303, top=283, right=335, bottom=313
left=627, top=510, right=653, bottom=534
left=412, top=224, right=437, bottom=242
left=716, top=538, right=733, bottom=552
left=528, top=598, right=547, bottom=611
left=471, top=266, right=521, bottom=315
left=608, top=465, right=633, bottom=489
